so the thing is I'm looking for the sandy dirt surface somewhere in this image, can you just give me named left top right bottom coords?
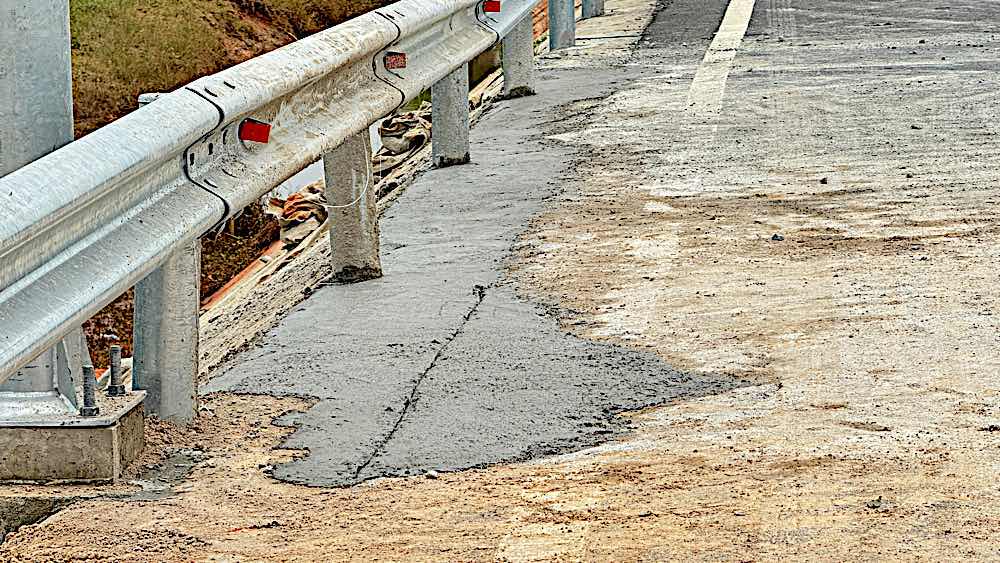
left=511, top=0, right=1000, bottom=558
left=4, top=0, right=1000, bottom=560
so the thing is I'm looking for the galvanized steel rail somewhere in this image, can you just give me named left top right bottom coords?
left=0, top=0, right=586, bottom=421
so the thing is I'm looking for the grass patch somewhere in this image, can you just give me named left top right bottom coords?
left=234, top=0, right=388, bottom=37
left=69, top=0, right=393, bottom=135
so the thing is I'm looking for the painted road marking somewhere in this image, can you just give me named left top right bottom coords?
left=687, top=0, right=757, bottom=117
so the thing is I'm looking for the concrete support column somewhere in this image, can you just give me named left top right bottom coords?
left=502, top=15, right=536, bottom=99
left=548, top=0, right=576, bottom=51
left=582, top=0, right=605, bottom=19
left=0, top=0, right=78, bottom=413
left=431, top=63, right=471, bottom=168
left=324, top=130, right=382, bottom=283
left=0, top=0, right=74, bottom=175
left=133, top=241, right=200, bottom=423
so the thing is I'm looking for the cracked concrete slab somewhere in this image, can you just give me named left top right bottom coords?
left=205, top=55, right=747, bottom=487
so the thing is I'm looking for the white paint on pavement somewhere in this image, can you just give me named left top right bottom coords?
left=687, top=0, right=757, bottom=117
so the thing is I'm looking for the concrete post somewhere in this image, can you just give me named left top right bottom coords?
left=0, top=0, right=79, bottom=413
left=324, top=130, right=382, bottom=283
left=502, top=15, right=536, bottom=99
left=548, top=0, right=576, bottom=51
left=133, top=241, right=200, bottom=423
left=0, top=0, right=74, bottom=175
left=431, top=63, right=471, bottom=168
left=582, top=0, right=605, bottom=19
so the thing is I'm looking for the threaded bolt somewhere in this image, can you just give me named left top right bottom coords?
left=106, top=345, right=126, bottom=397
left=80, top=365, right=100, bottom=417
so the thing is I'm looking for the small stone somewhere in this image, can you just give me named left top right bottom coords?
left=426, top=470, right=440, bottom=480
left=771, top=234, right=785, bottom=242
left=820, top=177, right=829, bottom=185
left=911, top=124, right=922, bottom=130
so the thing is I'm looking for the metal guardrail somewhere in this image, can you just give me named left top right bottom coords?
left=0, top=0, right=587, bottom=424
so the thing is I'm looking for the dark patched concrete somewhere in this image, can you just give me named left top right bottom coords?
left=206, top=6, right=741, bottom=487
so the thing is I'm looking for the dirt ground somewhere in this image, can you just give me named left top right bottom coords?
left=5, top=0, right=1000, bottom=560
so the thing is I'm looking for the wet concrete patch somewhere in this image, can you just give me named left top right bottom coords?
left=352, top=285, right=744, bottom=484
left=126, top=449, right=206, bottom=501
left=205, top=50, right=748, bottom=487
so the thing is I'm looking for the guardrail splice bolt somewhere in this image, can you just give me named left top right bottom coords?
left=106, top=345, right=126, bottom=397
left=80, top=365, right=100, bottom=417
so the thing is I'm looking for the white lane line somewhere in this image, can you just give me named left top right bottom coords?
left=687, top=0, right=758, bottom=117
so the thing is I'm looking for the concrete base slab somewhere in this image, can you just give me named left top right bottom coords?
left=0, top=496, right=73, bottom=542
left=0, top=394, right=145, bottom=483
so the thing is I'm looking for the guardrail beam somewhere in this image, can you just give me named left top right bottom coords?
left=325, top=130, right=383, bottom=283
left=582, top=0, right=606, bottom=19
left=502, top=15, right=536, bottom=99
left=133, top=241, right=200, bottom=423
left=432, top=63, right=472, bottom=168
left=548, top=0, right=576, bottom=51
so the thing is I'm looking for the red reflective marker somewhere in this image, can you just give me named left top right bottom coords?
left=484, top=0, right=501, bottom=12
left=384, top=52, right=407, bottom=70
left=239, top=118, right=271, bottom=144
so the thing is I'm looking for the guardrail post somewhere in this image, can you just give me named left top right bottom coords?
left=133, top=241, right=200, bottom=423
left=502, top=15, right=536, bottom=99
left=0, top=0, right=74, bottom=174
left=582, top=0, right=605, bottom=19
left=548, top=0, right=576, bottom=51
left=0, top=0, right=81, bottom=413
left=324, top=130, right=383, bottom=283
left=432, top=63, right=471, bottom=168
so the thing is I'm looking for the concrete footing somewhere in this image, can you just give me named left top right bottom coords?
left=0, top=394, right=145, bottom=483
left=0, top=496, right=73, bottom=542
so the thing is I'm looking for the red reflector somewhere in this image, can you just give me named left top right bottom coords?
left=239, top=119, right=271, bottom=143
left=484, top=0, right=501, bottom=12
left=384, top=52, right=407, bottom=70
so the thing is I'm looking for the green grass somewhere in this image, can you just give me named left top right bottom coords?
left=69, top=0, right=391, bottom=135
left=234, top=0, right=387, bottom=36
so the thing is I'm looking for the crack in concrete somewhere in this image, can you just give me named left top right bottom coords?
left=351, top=284, right=491, bottom=481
